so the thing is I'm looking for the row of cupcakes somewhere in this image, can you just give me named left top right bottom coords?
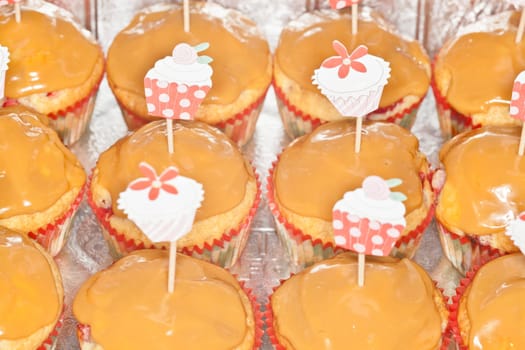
left=2, top=1, right=524, bottom=146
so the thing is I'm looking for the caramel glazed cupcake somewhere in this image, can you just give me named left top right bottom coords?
left=269, top=120, right=435, bottom=266
left=0, top=2, right=105, bottom=145
left=268, top=253, right=448, bottom=349
left=0, top=227, right=64, bottom=350
left=274, top=7, right=430, bottom=138
left=89, top=120, right=258, bottom=267
left=0, top=106, right=86, bottom=256
left=73, top=250, right=257, bottom=350
left=106, top=1, right=272, bottom=146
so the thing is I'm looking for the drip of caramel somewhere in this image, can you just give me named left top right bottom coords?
left=271, top=253, right=442, bottom=349
left=465, top=254, right=525, bottom=349
left=107, top=2, right=270, bottom=105
left=437, top=126, right=525, bottom=235
left=0, top=10, right=101, bottom=98
left=275, top=10, right=430, bottom=108
left=274, top=121, right=425, bottom=220
left=0, top=228, right=60, bottom=339
left=0, top=106, right=86, bottom=218
left=73, top=250, right=252, bottom=350
left=96, top=120, right=253, bottom=220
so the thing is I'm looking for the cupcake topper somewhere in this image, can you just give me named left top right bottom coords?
left=144, top=42, right=213, bottom=154
left=312, top=40, right=391, bottom=153
left=329, top=0, right=361, bottom=34
left=117, top=162, right=205, bottom=293
left=0, top=45, right=9, bottom=101
left=0, top=0, right=21, bottom=23
left=510, top=71, right=525, bottom=156
left=505, top=212, right=525, bottom=254
left=332, top=175, right=407, bottom=287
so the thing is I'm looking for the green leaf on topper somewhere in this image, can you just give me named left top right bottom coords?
left=197, top=55, right=213, bottom=64
left=385, top=178, right=402, bottom=188
left=389, top=192, right=407, bottom=202
left=193, top=42, right=210, bottom=53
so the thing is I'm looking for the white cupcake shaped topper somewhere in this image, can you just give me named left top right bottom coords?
left=117, top=162, right=204, bottom=293
left=144, top=42, right=213, bottom=153
left=0, top=0, right=21, bottom=23
left=505, top=212, right=525, bottom=254
left=312, top=40, right=390, bottom=153
left=510, top=70, right=525, bottom=156
left=332, top=175, right=407, bottom=287
left=0, top=45, right=9, bottom=101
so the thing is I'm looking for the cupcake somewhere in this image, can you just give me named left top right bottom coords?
left=0, top=226, right=64, bottom=349
left=88, top=119, right=259, bottom=267
left=267, top=252, right=448, bottom=349
left=432, top=11, right=524, bottom=138
left=0, top=105, right=86, bottom=256
left=274, top=8, right=431, bottom=139
left=73, top=250, right=261, bottom=350
left=450, top=253, right=525, bottom=349
left=268, top=120, right=435, bottom=268
left=0, top=1, right=105, bottom=145
left=106, top=2, right=272, bottom=146
left=435, top=126, right=524, bottom=275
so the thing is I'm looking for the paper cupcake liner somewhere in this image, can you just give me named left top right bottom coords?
left=431, top=61, right=480, bottom=140
left=265, top=278, right=450, bottom=350
left=37, top=311, right=64, bottom=350
left=24, top=185, right=85, bottom=257
left=266, top=160, right=435, bottom=269
left=87, top=171, right=261, bottom=268
left=77, top=281, right=262, bottom=350
left=436, top=223, right=503, bottom=276
left=117, top=88, right=269, bottom=147
left=273, top=80, right=423, bottom=140
left=448, top=255, right=502, bottom=350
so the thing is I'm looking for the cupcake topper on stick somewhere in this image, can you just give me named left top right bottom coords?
left=329, top=0, right=361, bottom=34
left=505, top=212, right=525, bottom=254
left=117, top=162, right=204, bottom=293
left=0, top=0, right=21, bottom=23
left=510, top=70, right=525, bottom=156
left=514, top=1, right=525, bottom=43
left=0, top=46, right=9, bottom=102
left=144, top=42, right=213, bottom=154
left=332, top=176, right=407, bottom=287
left=312, top=40, right=390, bottom=153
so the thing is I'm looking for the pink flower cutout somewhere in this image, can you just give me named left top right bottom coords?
left=321, top=41, right=368, bottom=79
left=329, top=0, right=361, bottom=10
left=129, top=162, right=179, bottom=201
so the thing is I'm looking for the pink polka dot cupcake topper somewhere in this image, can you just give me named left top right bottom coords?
left=117, top=161, right=204, bottom=293
left=510, top=71, right=525, bottom=156
left=0, top=45, right=9, bottom=101
left=505, top=212, right=525, bottom=255
left=144, top=42, right=213, bottom=153
left=328, top=0, right=361, bottom=34
left=0, top=0, right=21, bottom=23
left=332, top=175, right=407, bottom=286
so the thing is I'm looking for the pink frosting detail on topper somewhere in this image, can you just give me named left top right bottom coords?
left=362, top=175, right=391, bottom=200
left=329, top=0, right=361, bottom=10
left=510, top=71, right=525, bottom=122
left=322, top=42, right=367, bottom=79
left=129, top=163, right=179, bottom=201
left=172, top=43, right=198, bottom=65
left=505, top=211, right=525, bottom=254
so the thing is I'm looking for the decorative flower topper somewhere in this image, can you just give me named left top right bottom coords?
left=505, top=212, right=525, bottom=254
left=322, top=41, right=367, bottom=79
left=129, top=163, right=178, bottom=201
left=0, top=0, right=20, bottom=5
left=329, top=0, right=361, bottom=10
left=510, top=70, right=525, bottom=122
left=332, top=176, right=407, bottom=257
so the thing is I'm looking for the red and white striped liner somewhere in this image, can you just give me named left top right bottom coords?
left=87, top=170, right=261, bottom=269
left=37, top=310, right=64, bottom=350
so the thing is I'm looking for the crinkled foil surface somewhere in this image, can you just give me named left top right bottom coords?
left=33, top=0, right=515, bottom=348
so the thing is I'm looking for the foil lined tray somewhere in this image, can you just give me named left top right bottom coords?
left=49, top=0, right=491, bottom=348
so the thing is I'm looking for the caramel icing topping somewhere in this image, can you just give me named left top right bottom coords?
left=0, top=106, right=86, bottom=219
left=0, top=228, right=60, bottom=340
left=275, top=10, right=430, bottom=108
left=436, top=16, right=525, bottom=115
left=437, top=126, right=525, bottom=235
left=271, top=253, right=442, bottom=349
left=465, top=254, right=525, bottom=349
left=274, top=121, right=425, bottom=220
left=0, top=9, right=101, bottom=98
left=96, top=120, right=252, bottom=220
left=107, top=2, right=270, bottom=105
left=73, top=250, right=252, bottom=350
